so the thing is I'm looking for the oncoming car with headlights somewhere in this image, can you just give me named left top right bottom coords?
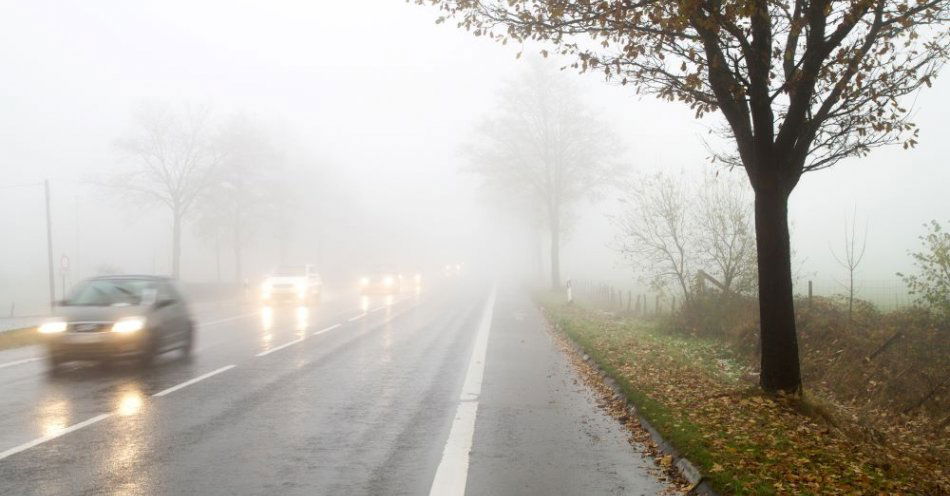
left=358, top=270, right=402, bottom=294
left=38, top=275, right=194, bottom=371
left=261, top=265, right=322, bottom=304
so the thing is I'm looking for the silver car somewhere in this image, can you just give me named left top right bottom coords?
left=38, top=275, right=195, bottom=372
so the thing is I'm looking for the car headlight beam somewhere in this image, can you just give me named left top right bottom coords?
left=112, top=317, right=146, bottom=334
left=38, top=321, right=68, bottom=334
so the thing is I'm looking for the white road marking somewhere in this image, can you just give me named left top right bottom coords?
left=152, top=365, right=236, bottom=397
left=255, top=337, right=305, bottom=357
left=0, top=356, right=41, bottom=370
left=313, top=323, right=341, bottom=336
left=199, top=312, right=256, bottom=327
left=347, top=313, right=367, bottom=322
left=370, top=305, right=387, bottom=312
left=429, top=286, right=496, bottom=496
left=0, top=413, right=111, bottom=461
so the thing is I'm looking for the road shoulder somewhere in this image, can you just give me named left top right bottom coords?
left=466, top=287, right=674, bottom=496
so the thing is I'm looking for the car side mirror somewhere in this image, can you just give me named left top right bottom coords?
left=154, top=298, right=177, bottom=309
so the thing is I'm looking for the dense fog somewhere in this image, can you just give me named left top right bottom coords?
left=1, top=0, right=947, bottom=314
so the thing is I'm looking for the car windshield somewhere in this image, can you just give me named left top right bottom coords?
left=64, top=279, right=156, bottom=306
left=272, top=266, right=306, bottom=277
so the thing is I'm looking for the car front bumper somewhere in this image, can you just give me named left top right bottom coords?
left=45, top=331, right=148, bottom=360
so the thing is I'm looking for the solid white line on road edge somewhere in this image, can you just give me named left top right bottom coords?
left=152, top=365, right=236, bottom=397
left=347, top=313, right=367, bottom=322
left=429, top=285, right=497, bottom=496
left=0, top=356, right=41, bottom=370
left=0, top=413, right=111, bottom=461
left=313, top=323, right=341, bottom=336
left=199, top=312, right=257, bottom=327
left=255, top=337, right=305, bottom=357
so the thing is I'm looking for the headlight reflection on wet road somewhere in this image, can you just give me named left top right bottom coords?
left=39, top=398, right=70, bottom=437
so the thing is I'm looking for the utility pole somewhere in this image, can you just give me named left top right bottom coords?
left=75, top=195, right=81, bottom=281
left=44, top=179, right=55, bottom=311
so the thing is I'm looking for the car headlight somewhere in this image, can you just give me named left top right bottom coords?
left=359, top=277, right=369, bottom=286
left=384, top=276, right=394, bottom=286
left=38, top=321, right=68, bottom=334
left=112, top=317, right=146, bottom=334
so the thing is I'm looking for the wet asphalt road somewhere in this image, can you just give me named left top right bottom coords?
left=0, top=280, right=668, bottom=495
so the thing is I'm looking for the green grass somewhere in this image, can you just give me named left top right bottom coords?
left=0, top=326, right=41, bottom=351
left=537, top=294, right=943, bottom=495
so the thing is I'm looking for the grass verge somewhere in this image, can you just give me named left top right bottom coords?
left=538, top=294, right=947, bottom=495
left=0, top=327, right=41, bottom=352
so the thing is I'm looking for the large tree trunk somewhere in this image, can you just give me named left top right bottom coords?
left=171, top=211, right=182, bottom=280
left=753, top=189, right=801, bottom=393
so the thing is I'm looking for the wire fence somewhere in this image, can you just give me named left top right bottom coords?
left=795, top=278, right=913, bottom=311
left=568, top=276, right=917, bottom=315
left=568, top=279, right=680, bottom=316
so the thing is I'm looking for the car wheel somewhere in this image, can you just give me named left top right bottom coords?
left=46, top=353, right=63, bottom=375
left=138, top=338, right=157, bottom=368
left=181, top=323, right=194, bottom=356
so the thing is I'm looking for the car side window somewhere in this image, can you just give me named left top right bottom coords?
left=156, top=282, right=176, bottom=303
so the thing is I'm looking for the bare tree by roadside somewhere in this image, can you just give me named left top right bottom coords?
left=831, top=210, right=868, bottom=321
left=419, top=0, right=950, bottom=394
left=899, top=220, right=950, bottom=320
left=615, top=173, right=695, bottom=304
left=195, top=115, right=281, bottom=283
left=696, top=173, right=757, bottom=298
left=465, top=61, right=624, bottom=289
left=113, top=102, right=223, bottom=279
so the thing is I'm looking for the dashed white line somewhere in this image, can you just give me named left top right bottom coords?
left=199, top=312, right=257, bottom=327
left=313, top=323, right=341, bottom=336
left=255, top=337, right=305, bottom=357
left=0, top=413, right=111, bottom=461
left=429, top=286, right=497, bottom=496
left=0, top=356, right=41, bottom=370
left=347, top=313, right=367, bottom=322
left=152, top=365, right=236, bottom=397
left=370, top=305, right=387, bottom=312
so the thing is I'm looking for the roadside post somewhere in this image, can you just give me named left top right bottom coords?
left=566, top=279, right=573, bottom=304
left=59, top=254, right=70, bottom=302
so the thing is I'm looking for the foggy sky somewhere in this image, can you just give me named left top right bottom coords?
left=1, top=0, right=948, bottom=313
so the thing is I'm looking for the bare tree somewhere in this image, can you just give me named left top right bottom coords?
left=831, top=210, right=868, bottom=320
left=420, top=0, right=950, bottom=393
left=465, top=61, right=624, bottom=288
left=113, top=102, right=223, bottom=280
left=615, top=173, right=695, bottom=303
left=899, top=220, right=950, bottom=320
left=696, top=174, right=757, bottom=298
left=195, top=115, right=280, bottom=283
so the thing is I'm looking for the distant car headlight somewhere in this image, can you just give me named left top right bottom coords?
left=112, top=317, right=146, bottom=334
left=414, top=273, right=421, bottom=283
left=384, top=276, right=394, bottom=286
left=38, top=321, right=68, bottom=334
left=359, top=277, right=369, bottom=286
